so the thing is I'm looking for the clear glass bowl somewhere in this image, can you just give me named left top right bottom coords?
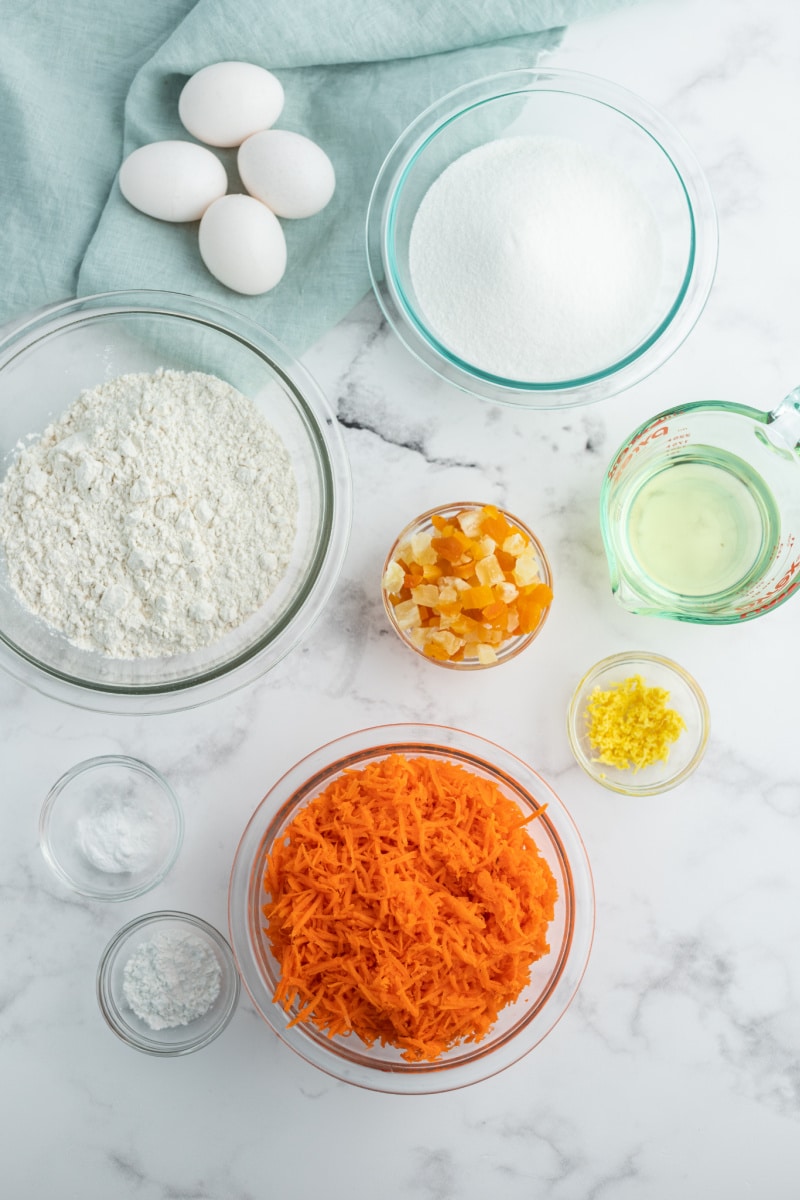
left=97, top=911, right=240, bottom=1055
left=566, top=651, right=710, bottom=795
left=366, top=68, right=718, bottom=409
left=0, top=290, right=351, bottom=713
left=39, top=755, right=183, bottom=900
left=228, top=723, right=594, bottom=1094
left=381, top=502, right=553, bottom=669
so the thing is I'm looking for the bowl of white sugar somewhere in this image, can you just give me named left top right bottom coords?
left=367, top=68, right=718, bottom=409
left=0, top=291, right=351, bottom=712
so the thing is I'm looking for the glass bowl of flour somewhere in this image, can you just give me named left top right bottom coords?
left=0, top=291, right=351, bottom=712
left=367, top=68, right=718, bottom=409
left=97, top=911, right=240, bottom=1055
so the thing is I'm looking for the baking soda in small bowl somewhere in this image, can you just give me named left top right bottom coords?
left=39, top=756, right=183, bottom=901
left=408, top=134, right=663, bottom=383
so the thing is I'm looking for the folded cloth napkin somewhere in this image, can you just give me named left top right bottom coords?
left=1, top=0, right=632, bottom=354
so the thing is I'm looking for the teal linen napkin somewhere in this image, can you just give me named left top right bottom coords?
left=1, top=0, right=631, bottom=354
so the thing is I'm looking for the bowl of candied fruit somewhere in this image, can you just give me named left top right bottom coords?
left=381, top=502, right=553, bottom=668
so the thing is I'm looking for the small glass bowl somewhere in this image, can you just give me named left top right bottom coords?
left=381, top=502, right=553, bottom=669
left=39, top=755, right=183, bottom=900
left=367, top=68, right=717, bottom=409
left=97, top=911, right=240, bottom=1056
left=566, top=651, right=710, bottom=795
left=228, top=723, right=594, bottom=1094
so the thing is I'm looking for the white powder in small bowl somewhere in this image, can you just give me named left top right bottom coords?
left=122, top=930, right=222, bottom=1030
left=76, top=803, right=159, bottom=874
left=408, top=134, right=663, bottom=382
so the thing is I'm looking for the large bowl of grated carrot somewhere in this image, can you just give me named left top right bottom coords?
left=228, top=724, right=594, bottom=1094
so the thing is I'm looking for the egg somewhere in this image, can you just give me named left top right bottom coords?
left=119, top=141, right=227, bottom=222
left=179, top=61, right=284, bottom=148
left=238, top=130, right=335, bottom=219
left=198, top=194, right=287, bottom=294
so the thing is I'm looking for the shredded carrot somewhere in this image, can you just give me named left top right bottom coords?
left=382, top=505, right=553, bottom=665
left=262, top=753, right=557, bottom=1062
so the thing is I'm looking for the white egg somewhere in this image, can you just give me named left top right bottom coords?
left=119, top=141, right=227, bottom=222
left=198, top=194, right=287, bottom=294
left=179, top=61, right=284, bottom=148
left=238, top=130, right=335, bottom=219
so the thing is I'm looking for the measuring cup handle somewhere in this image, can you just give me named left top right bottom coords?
left=768, top=388, right=800, bottom=451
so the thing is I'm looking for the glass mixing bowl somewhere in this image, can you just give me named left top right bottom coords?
left=228, top=723, right=594, bottom=1094
left=367, top=68, right=718, bottom=409
left=0, top=291, right=351, bottom=713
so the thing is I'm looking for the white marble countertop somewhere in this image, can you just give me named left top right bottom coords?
left=3, top=0, right=800, bottom=1196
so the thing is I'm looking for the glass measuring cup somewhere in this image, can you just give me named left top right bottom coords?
left=600, top=389, right=800, bottom=623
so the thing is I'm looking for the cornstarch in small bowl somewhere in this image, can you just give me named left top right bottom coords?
left=122, top=929, right=221, bottom=1030
left=97, top=911, right=240, bottom=1055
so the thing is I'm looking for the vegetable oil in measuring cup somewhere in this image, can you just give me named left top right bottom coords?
left=623, top=448, right=780, bottom=598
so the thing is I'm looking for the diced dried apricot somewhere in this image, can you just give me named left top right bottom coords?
left=431, top=536, right=466, bottom=563
left=459, top=584, right=494, bottom=609
left=517, top=603, right=542, bottom=634
left=482, top=600, right=507, bottom=622
left=423, top=641, right=451, bottom=661
left=481, top=509, right=513, bottom=542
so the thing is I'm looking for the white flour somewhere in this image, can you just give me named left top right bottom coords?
left=408, top=135, right=663, bottom=382
left=76, top=803, right=158, bottom=874
left=122, top=929, right=222, bottom=1029
left=0, top=369, right=297, bottom=658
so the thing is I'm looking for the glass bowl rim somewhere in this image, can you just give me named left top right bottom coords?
left=39, top=753, right=184, bottom=901
left=566, top=650, right=710, bottom=795
left=228, top=721, right=595, bottom=1094
left=96, top=909, right=241, bottom=1056
left=0, top=289, right=352, bottom=714
left=381, top=500, right=553, bottom=670
left=366, top=66, right=718, bottom=409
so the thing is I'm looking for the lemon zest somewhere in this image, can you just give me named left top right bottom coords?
left=585, top=674, right=685, bottom=772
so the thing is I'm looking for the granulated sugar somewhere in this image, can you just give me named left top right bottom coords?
left=408, top=135, right=663, bottom=382
left=0, top=369, right=297, bottom=658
